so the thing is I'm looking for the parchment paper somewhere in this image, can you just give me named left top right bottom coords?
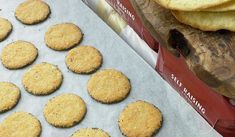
left=0, top=0, right=221, bottom=137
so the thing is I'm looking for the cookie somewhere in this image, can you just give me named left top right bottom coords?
left=71, top=128, right=110, bottom=137
left=0, top=17, right=12, bottom=42
left=15, top=0, right=50, bottom=25
left=22, top=62, right=63, bottom=95
left=65, top=46, right=102, bottom=74
left=87, top=69, right=131, bottom=103
left=1, top=40, right=38, bottom=69
left=0, top=112, right=41, bottom=137
left=118, top=101, right=163, bottom=137
left=45, top=23, right=83, bottom=51
left=0, top=82, right=20, bottom=113
left=43, top=93, right=86, bottom=128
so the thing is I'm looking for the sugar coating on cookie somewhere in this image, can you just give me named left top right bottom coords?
left=0, top=82, right=20, bottom=113
left=118, top=101, right=163, bottom=137
left=71, top=128, right=110, bottom=137
left=22, top=62, right=63, bottom=95
left=45, top=23, right=83, bottom=51
left=66, top=46, right=102, bottom=74
left=87, top=69, right=131, bottom=103
left=0, top=112, right=41, bottom=137
left=43, top=93, right=86, bottom=128
left=1, top=41, right=38, bottom=69
left=0, top=17, right=12, bottom=42
left=15, top=0, right=50, bottom=25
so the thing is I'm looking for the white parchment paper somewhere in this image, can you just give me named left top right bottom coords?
left=0, top=0, right=221, bottom=137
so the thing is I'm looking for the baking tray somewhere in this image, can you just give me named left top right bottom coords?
left=0, top=0, right=221, bottom=137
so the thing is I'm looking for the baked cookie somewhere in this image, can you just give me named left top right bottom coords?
left=0, top=17, right=12, bottom=41
left=71, top=128, right=110, bottom=137
left=15, top=0, right=50, bottom=25
left=45, top=23, right=83, bottom=51
left=0, top=112, right=41, bottom=137
left=0, top=82, right=20, bottom=113
left=87, top=69, right=131, bottom=103
left=43, top=93, right=86, bottom=128
left=1, top=41, right=38, bottom=69
left=118, top=101, right=163, bottom=137
left=65, top=46, right=102, bottom=74
left=22, top=62, right=63, bottom=95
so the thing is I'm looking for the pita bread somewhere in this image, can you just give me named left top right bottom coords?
left=154, top=0, right=231, bottom=11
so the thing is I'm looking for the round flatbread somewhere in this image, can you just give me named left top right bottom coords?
left=0, top=82, right=20, bottom=113
left=172, top=10, right=235, bottom=32
left=43, top=93, right=86, bottom=128
left=71, top=128, right=110, bottom=137
left=65, top=46, right=102, bottom=74
left=22, top=62, right=63, bottom=95
left=0, top=17, right=12, bottom=42
left=45, top=23, right=83, bottom=51
left=204, top=1, right=235, bottom=11
left=0, top=112, right=41, bottom=137
left=154, top=0, right=231, bottom=11
left=87, top=69, right=131, bottom=103
left=1, top=41, right=38, bottom=69
left=15, top=0, right=50, bottom=25
left=118, top=101, right=163, bottom=137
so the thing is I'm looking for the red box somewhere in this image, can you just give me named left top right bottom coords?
left=106, top=0, right=235, bottom=136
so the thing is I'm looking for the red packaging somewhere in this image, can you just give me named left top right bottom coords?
left=106, top=0, right=235, bottom=136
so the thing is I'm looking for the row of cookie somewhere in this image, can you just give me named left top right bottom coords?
left=0, top=0, right=51, bottom=43
left=1, top=91, right=162, bottom=137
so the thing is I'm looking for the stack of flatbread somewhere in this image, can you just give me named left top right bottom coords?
left=155, top=0, right=235, bottom=31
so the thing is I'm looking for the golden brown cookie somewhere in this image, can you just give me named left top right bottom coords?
left=71, top=128, right=110, bottom=137
left=65, top=46, right=102, bottom=74
left=0, top=82, right=20, bottom=113
left=0, top=17, right=12, bottom=42
left=1, top=40, right=38, bottom=69
left=43, top=93, right=86, bottom=128
left=15, top=0, right=50, bottom=25
left=87, top=69, right=131, bottom=103
left=118, top=101, right=163, bottom=137
left=22, top=62, right=63, bottom=95
left=0, top=112, right=41, bottom=137
left=45, top=23, right=83, bottom=51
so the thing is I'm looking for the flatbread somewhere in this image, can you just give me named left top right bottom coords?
left=172, top=10, right=235, bottom=31
left=0, top=112, right=41, bottom=137
left=204, top=1, right=235, bottom=11
left=65, top=46, right=102, bottom=74
left=118, top=101, right=162, bottom=137
left=15, top=0, right=50, bottom=25
left=43, top=93, right=86, bottom=128
left=0, top=17, right=12, bottom=42
left=71, top=128, right=110, bottom=137
left=87, top=69, right=131, bottom=103
left=0, top=82, right=20, bottom=113
left=1, top=41, right=38, bottom=69
left=154, top=0, right=231, bottom=11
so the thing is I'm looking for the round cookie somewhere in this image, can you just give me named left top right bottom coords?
left=1, top=41, right=38, bottom=69
left=87, top=69, right=131, bottom=103
left=43, top=93, right=86, bottom=128
left=22, top=62, right=63, bottom=95
left=0, top=112, right=41, bottom=137
left=0, top=17, right=12, bottom=42
left=71, top=128, right=110, bottom=137
left=0, top=82, right=20, bottom=113
left=15, top=0, right=50, bottom=25
left=65, top=46, right=102, bottom=74
left=118, top=101, right=163, bottom=137
left=45, top=23, right=83, bottom=51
